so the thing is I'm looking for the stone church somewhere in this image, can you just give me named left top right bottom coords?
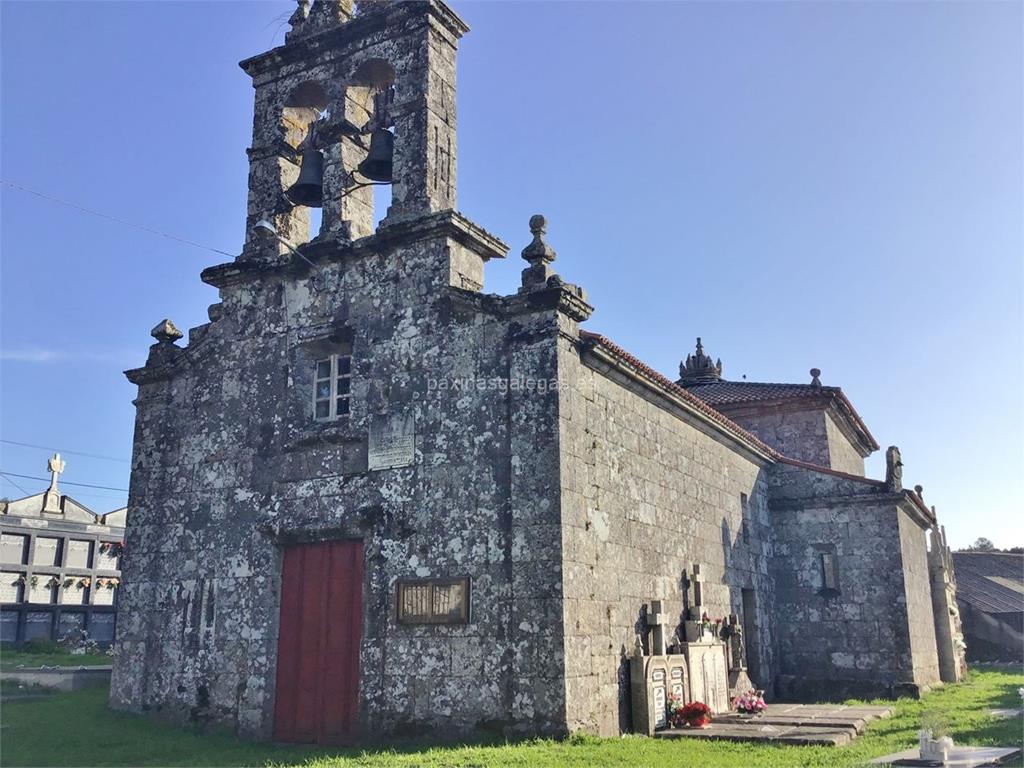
left=110, top=0, right=966, bottom=744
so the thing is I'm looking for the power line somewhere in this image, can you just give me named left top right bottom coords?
left=1, top=180, right=236, bottom=258
left=1, top=439, right=130, bottom=464
left=0, top=471, right=129, bottom=493
left=0, top=473, right=31, bottom=497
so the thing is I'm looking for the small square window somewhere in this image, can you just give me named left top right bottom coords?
left=313, top=354, right=352, bottom=421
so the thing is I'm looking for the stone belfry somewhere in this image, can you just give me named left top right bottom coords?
left=239, top=0, right=464, bottom=253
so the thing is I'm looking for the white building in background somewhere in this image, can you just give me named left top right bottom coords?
left=1, top=454, right=127, bottom=646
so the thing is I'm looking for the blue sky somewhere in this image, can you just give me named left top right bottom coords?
left=1, top=1, right=1020, bottom=548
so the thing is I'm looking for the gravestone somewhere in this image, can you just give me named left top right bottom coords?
left=686, top=641, right=730, bottom=713
left=24, top=611, right=52, bottom=640
left=89, top=613, right=115, bottom=642
left=0, top=610, right=17, bottom=641
left=58, top=610, right=86, bottom=637
left=630, top=599, right=691, bottom=734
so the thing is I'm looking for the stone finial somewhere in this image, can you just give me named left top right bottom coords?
left=885, top=445, right=903, bottom=491
left=915, top=484, right=924, bottom=499
left=519, top=214, right=558, bottom=292
left=151, top=319, right=183, bottom=344
left=521, top=214, right=556, bottom=264
left=810, top=368, right=822, bottom=387
left=678, top=337, right=723, bottom=385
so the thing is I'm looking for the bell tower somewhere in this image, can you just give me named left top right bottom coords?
left=238, top=0, right=465, bottom=258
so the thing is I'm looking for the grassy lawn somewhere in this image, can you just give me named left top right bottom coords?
left=1, top=649, right=112, bottom=671
left=1, top=668, right=1021, bottom=767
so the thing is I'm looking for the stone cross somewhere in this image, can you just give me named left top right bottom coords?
left=649, top=599, right=671, bottom=656
left=690, top=563, right=705, bottom=615
left=42, top=453, right=65, bottom=514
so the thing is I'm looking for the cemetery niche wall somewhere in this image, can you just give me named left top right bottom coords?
left=1, top=455, right=126, bottom=647
left=112, top=0, right=964, bottom=744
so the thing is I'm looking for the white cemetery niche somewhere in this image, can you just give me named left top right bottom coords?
left=96, top=546, right=119, bottom=572
left=685, top=641, right=730, bottom=714
left=0, top=571, right=24, bottom=603
left=59, top=580, right=88, bottom=605
left=28, top=578, right=57, bottom=604
left=33, top=537, right=61, bottom=566
left=93, top=582, right=115, bottom=606
left=66, top=540, right=92, bottom=569
left=1, top=534, right=28, bottom=564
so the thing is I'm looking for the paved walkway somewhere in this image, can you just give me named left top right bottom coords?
left=655, top=703, right=895, bottom=746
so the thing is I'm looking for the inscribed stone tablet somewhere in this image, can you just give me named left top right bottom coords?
left=368, top=413, right=416, bottom=471
left=0, top=610, right=17, bottom=641
left=33, top=537, right=60, bottom=566
left=1, top=534, right=27, bottom=564
left=66, top=540, right=92, bottom=569
left=89, top=613, right=115, bottom=642
left=24, top=611, right=52, bottom=640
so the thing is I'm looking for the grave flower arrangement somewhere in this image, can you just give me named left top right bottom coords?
left=99, top=541, right=125, bottom=557
left=680, top=701, right=713, bottom=728
left=732, top=689, right=767, bottom=716
left=666, top=694, right=687, bottom=728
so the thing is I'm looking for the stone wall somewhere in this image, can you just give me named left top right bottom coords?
left=824, top=410, right=866, bottom=476
left=556, top=340, right=776, bottom=736
left=111, top=218, right=572, bottom=740
left=768, top=463, right=940, bottom=700
left=726, top=407, right=831, bottom=468
left=898, top=513, right=941, bottom=688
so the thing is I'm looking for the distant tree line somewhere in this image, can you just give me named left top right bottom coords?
left=956, top=537, right=1024, bottom=554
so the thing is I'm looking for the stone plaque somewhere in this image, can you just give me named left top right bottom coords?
left=66, top=540, right=92, bottom=569
left=652, top=668, right=667, bottom=729
left=1, top=572, right=23, bottom=604
left=24, top=611, right=52, bottom=640
left=58, top=611, right=85, bottom=637
left=1, top=610, right=17, bottom=642
left=1, top=533, right=28, bottom=564
left=670, top=663, right=689, bottom=702
left=396, top=577, right=469, bottom=624
left=368, top=413, right=415, bottom=471
left=59, top=580, right=88, bottom=605
left=32, top=537, right=61, bottom=566
left=89, top=613, right=115, bottom=642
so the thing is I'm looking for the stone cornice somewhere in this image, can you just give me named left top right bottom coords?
left=239, top=1, right=468, bottom=80
left=201, top=210, right=508, bottom=290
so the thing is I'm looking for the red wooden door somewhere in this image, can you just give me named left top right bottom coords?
left=273, top=540, right=363, bottom=744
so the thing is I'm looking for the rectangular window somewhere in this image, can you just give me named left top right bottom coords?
left=314, top=354, right=352, bottom=421
left=820, top=553, right=839, bottom=592
left=396, top=577, right=470, bottom=625
left=740, top=493, right=750, bottom=544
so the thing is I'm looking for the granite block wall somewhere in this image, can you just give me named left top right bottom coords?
left=768, top=463, right=940, bottom=699
left=556, top=339, right=776, bottom=736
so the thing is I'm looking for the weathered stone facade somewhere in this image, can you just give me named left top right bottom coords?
left=111, top=0, right=962, bottom=744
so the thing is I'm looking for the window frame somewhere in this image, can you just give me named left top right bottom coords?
left=313, top=353, right=352, bottom=422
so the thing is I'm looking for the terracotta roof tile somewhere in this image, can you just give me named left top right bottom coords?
left=951, top=552, right=1024, bottom=615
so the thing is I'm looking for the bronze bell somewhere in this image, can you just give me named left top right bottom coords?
left=357, top=128, right=394, bottom=182
left=286, top=150, right=324, bottom=207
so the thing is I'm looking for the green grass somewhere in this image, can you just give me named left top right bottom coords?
left=1, top=649, right=113, bottom=671
left=1, top=668, right=1021, bottom=767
